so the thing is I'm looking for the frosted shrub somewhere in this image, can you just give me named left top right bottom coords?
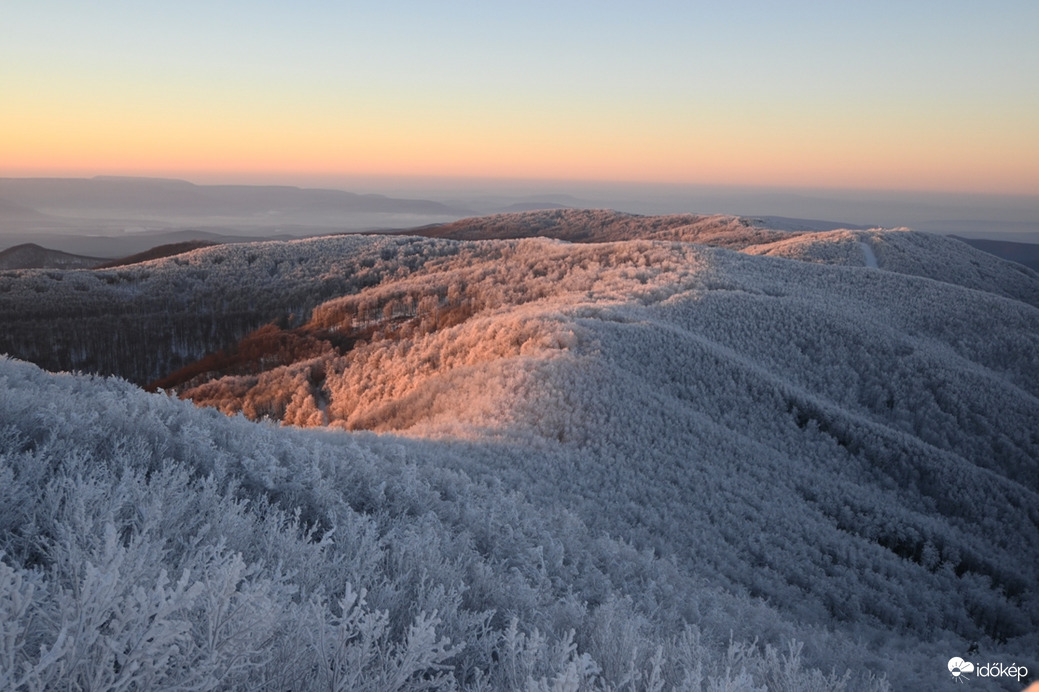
left=3, top=526, right=208, bottom=692
left=300, top=585, right=461, bottom=692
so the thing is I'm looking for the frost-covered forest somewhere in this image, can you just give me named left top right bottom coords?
left=1, top=210, right=1038, bottom=690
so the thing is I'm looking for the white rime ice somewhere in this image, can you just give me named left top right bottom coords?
left=1, top=210, right=1037, bottom=690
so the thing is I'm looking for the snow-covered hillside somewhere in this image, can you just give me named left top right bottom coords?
left=743, top=228, right=1039, bottom=307
left=1, top=210, right=1037, bottom=690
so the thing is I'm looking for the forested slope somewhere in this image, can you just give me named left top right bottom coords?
left=744, top=228, right=1039, bottom=307
left=409, top=209, right=794, bottom=249
left=0, top=235, right=435, bottom=383
left=2, top=355, right=902, bottom=691
left=165, top=228, right=1039, bottom=645
left=1, top=210, right=1037, bottom=689
left=3, top=210, right=1034, bottom=385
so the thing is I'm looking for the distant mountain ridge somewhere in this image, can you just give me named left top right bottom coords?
left=0, top=242, right=106, bottom=270
left=0, top=176, right=470, bottom=218
left=0, top=239, right=228, bottom=270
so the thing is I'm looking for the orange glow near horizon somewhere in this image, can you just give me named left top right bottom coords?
left=3, top=82, right=1037, bottom=195
left=3, top=4, right=1037, bottom=196
left=4, top=112, right=1036, bottom=196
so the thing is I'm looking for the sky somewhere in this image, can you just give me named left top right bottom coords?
left=2, top=1, right=1038, bottom=195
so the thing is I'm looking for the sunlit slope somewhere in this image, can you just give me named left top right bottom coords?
left=414, top=209, right=1039, bottom=303
left=411, top=209, right=777, bottom=246
left=2, top=210, right=1035, bottom=384
left=169, top=234, right=1039, bottom=642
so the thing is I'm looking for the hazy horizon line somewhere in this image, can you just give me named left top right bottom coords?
left=2, top=171, right=1038, bottom=201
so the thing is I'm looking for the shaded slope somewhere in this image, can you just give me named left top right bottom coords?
left=95, top=240, right=220, bottom=268
left=0, top=242, right=107, bottom=270
left=2, top=354, right=903, bottom=690
left=744, top=227, right=1039, bottom=308
left=0, top=234, right=440, bottom=383
left=952, top=234, right=1039, bottom=273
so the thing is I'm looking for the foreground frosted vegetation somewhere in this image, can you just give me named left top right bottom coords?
left=1, top=211, right=1037, bottom=689
left=2, top=357, right=896, bottom=691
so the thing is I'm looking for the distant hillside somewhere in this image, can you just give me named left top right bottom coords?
left=0, top=235, right=406, bottom=383
left=0, top=238, right=223, bottom=272
left=745, top=228, right=1039, bottom=308
left=0, top=176, right=469, bottom=219
left=407, top=208, right=797, bottom=248
left=0, top=242, right=106, bottom=270
left=0, top=229, right=310, bottom=260
left=747, top=215, right=870, bottom=232
left=96, top=240, right=220, bottom=268
left=951, top=234, right=1039, bottom=272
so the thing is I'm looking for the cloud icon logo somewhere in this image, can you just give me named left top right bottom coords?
left=948, top=657, right=975, bottom=679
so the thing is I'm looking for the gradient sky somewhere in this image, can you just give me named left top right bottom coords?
left=3, top=0, right=1037, bottom=194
